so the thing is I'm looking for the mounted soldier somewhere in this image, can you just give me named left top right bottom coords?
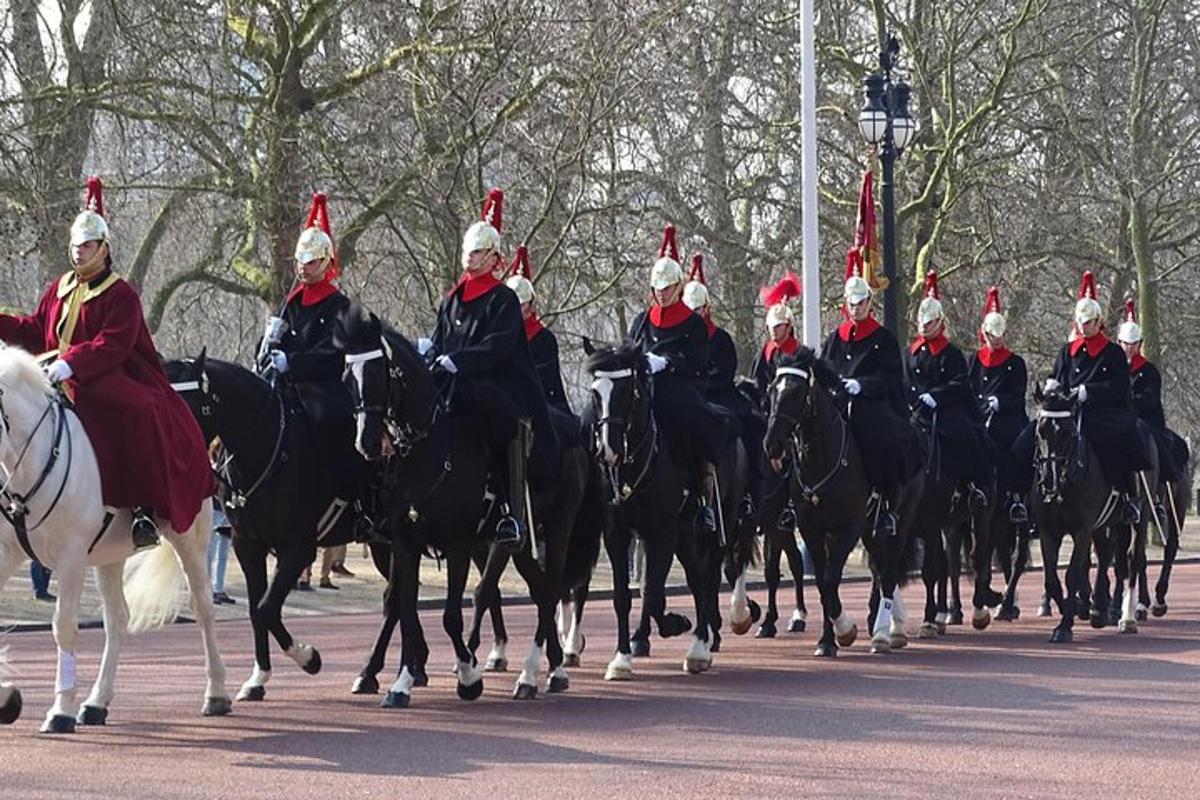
left=423, top=189, right=558, bottom=549
left=905, top=270, right=993, bottom=507
left=967, top=286, right=1030, bottom=524
left=627, top=225, right=731, bottom=535
left=0, top=177, right=211, bottom=549
left=750, top=273, right=803, bottom=395
left=1047, top=272, right=1151, bottom=524
left=505, top=244, right=581, bottom=450
left=819, top=254, right=923, bottom=537
left=1116, top=299, right=1189, bottom=492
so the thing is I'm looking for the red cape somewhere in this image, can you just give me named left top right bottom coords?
left=649, top=301, right=693, bottom=329
left=449, top=271, right=503, bottom=302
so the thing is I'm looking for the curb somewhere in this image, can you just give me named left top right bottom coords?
left=6, top=555, right=1197, bottom=635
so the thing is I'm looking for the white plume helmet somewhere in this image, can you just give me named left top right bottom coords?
left=1117, top=297, right=1142, bottom=344
left=916, top=270, right=943, bottom=326
left=461, top=189, right=504, bottom=268
left=70, top=176, right=109, bottom=247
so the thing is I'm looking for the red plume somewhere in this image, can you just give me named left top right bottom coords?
left=689, top=253, right=707, bottom=285
left=303, top=191, right=340, bottom=278
left=508, top=244, right=533, bottom=279
left=923, top=269, right=941, bottom=300
left=845, top=248, right=864, bottom=280
left=658, top=225, right=679, bottom=262
left=983, top=286, right=1001, bottom=317
left=1124, top=297, right=1137, bottom=323
left=759, top=270, right=803, bottom=308
left=85, top=176, right=105, bottom=216
left=481, top=188, right=504, bottom=233
left=1078, top=270, right=1097, bottom=300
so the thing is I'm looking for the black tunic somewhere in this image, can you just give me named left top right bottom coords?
left=820, top=323, right=923, bottom=493
left=629, top=309, right=729, bottom=464
left=705, top=327, right=754, bottom=420
left=967, top=350, right=1029, bottom=491
left=528, top=325, right=581, bottom=449
left=1051, top=338, right=1152, bottom=489
left=905, top=338, right=994, bottom=486
left=433, top=281, right=558, bottom=482
left=1131, top=360, right=1189, bottom=483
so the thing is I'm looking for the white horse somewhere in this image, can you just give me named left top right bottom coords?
left=0, top=346, right=230, bottom=733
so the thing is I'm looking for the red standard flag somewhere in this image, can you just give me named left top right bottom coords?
left=847, top=170, right=888, bottom=292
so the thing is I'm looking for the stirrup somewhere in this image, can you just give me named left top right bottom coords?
left=776, top=505, right=797, bottom=531
left=495, top=515, right=526, bottom=550
left=967, top=485, right=988, bottom=512
left=875, top=510, right=897, bottom=538
left=1008, top=498, right=1029, bottom=525
left=131, top=510, right=160, bottom=550
left=696, top=504, right=717, bottom=534
left=1122, top=497, right=1141, bottom=525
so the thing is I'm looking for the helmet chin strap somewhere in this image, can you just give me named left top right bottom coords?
left=70, top=241, right=108, bottom=281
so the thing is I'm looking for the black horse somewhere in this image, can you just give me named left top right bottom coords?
left=165, top=351, right=361, bottom=701
left=1031, top=385, right=1157, bottom=642
left=344, top=315, right=592, bottom=703
left=583, top=341, right=736, bottom=678
left=1139, top=457, right=1192, bottom=617
left=763, top=349, right=924, bottom=657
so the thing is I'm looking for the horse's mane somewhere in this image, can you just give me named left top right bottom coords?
left=0, top=345, right=51, bottom=396
left=380, top=324, right=425, bottom=378
left=776, top=346, right=842, bottom=394
left=584, top=342, right=644, bottom=375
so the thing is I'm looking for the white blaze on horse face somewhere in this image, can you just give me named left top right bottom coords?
left=592, top=376, right=619, bottom=466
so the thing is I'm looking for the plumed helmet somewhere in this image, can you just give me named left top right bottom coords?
left=765, top=303, right=795, bottom=329
left=916, top=269, right=943, bottom=325
left=462, top=189, right=504, bottom=266
left=69, top=176, right=109, bottom=247
left=682, top=253, right=709, bottom=309
left=843, top=250, right=871, bottom=304
left=981, top=286, right=1006, bottom=338
left=294, top=192, right=340, bottom=276
left=505, top=275, right=534, bottom=305
left=1073, top=270, right=1101, bottom=325
left=650, top=224, right=683, bottom=290
left=1117, top=298, right=1142, bottom=344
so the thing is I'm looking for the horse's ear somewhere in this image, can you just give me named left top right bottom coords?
left=196, top=346, right=208, bottom=371
left=1033, top=382, right=1044, bottom=404
left=582, top=337, right=595, bottom=356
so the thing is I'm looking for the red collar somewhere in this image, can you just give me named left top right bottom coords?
left=1129, top=353, right=1147, bottom=374
left=1069, top=331, right=1109, bottom=358
left=704, top=317, right=717, bottom=338
left=763, top=335, right=799, bottom=362
left=649, top=301, right=693, bottom=329
left=287, top=279, right=338, bottom=307
left=910, top=333, right=950, bottom=356
left=449, top=270, right=503, bottom=302
left=977, top=346, right=1012, bottom=368
left=837, top=315, right=881, bottom=342
left=523, top=314, right=544, bottom=342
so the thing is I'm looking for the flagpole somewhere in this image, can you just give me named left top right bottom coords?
left=800, top=0, right=821, bottom=347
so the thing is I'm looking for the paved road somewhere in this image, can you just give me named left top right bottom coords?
left=2, top=565, right=1199, bottom=799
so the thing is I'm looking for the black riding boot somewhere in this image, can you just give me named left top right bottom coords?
left=696, top=461, right=718, bottom=535
left=495, top=419, right=532, bottom=551
left=131, top=507, right=160, bottom=550
left=1007, top=493, right=1029, bottom=525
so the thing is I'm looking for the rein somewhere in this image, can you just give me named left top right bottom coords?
left=0, top=388, right=74, bottom=563
left=770, top=368, right=849, bottom=507
left=591, top=367, right=660, bottom=504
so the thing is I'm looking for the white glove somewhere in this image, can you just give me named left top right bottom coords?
left=987, top=396, right=1000, bottom=412
left=919, top=392, right=937, bottom=409
left=417, top=337, right=434, bottom=356
left=269, top=350, right=289, bottom=374
left=1044, top=378, right=1061, bottom=393
left=842, top=378, right=862, bottom=396
left=1076, top=384, right=1087, bottom=403
left=435, top=355, right=458, bottom=374
left=45, top=359, right=73, bottom=383
left=644, top=353, right=669, bottom=374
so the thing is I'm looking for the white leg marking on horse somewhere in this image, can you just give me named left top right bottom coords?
left=242, top=666, right=271, bottom=692
left=833, top=611, right=855, bottom=636
left=389, top=665, right=415, bottom=696
left=604, top=652, right=633, bottom=681
left=516, top=641, right=541, bottom=690
left=285, top=643, right=315, bottom=670
left=872, top=598, right=893, bottom=639
left=791, top=608, right=808, bottom=624
left=892, top=589, right=907, bottom=623
left=456, top=660, right=483, bottom=687
left=486, top=640, right=508, bottom=670
left=684, top=635, right=712, bottom=674
left=935, top=611, right=950, bottom=625
left=55, top=649, right=77, bottom=696
left=730, top=571, right=750, bottom=625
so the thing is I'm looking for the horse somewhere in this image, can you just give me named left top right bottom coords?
left=763, top=348, right=923, bottom=656
left=1, top=647, right=22, bottom=724
left=1031, top=385, right=1157, bottom=642
left=344, top=316, right=591, bottom=703
left=583, top=341, right=734, bottom=678
left=0, top=345, right=229, bottom=732
left=164, top=351, right=355, bottom=701
left=1139, top=453, right=1192, bottom=616
left=986, top=499, right=1033, bottom=622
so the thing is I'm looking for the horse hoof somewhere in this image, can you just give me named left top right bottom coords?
left=1037, top=601, right=1052, bottom=618
left=1135, top=608, right=1148, bottom=623
left=563, top=653, right=581, bottom=668
left=1118, top=619, right=1138, bottom=634
left=604, top=664, right=633, bottom=682
left=0, top=688, right=22, bottom=725
left=202, top=696, right=233, bottom=717
left=485, top=657, right=509, bottom=673
left=813, top=643, right=837, bottom=658
left=835, top=625, right=858, bottom=648
left=730, top=616, right=753, bottom=636
left=301, top=648, right=322, bottom=676
left=1107, top=606, right=1120, bottom=625
left=1049, top=628, right=1073, bottom=644
left=630, top=639, right=651, bottom=658
left=971, top=609, right=992, bottom=631
left=351, top=674, right=380, bottom=695
left=411, top=665, right=429, bottom=688
left=755, top=621, right=777, bottom=639
left=870, top=635, right=891, bottom=654
left=380, top=691, right=410, bottom=709
left=77, top=705, right=108, bottom=726
left=548, top=675, right=569, bottom=693
left=995, top=606, right=1020, bottom=622
left=787, top=617, right=807, bottom=634
left=513, top=683, right=538, bottom=700
left=659, top=612, right=692, bottom=638
left=40, top=714, right=76, bottom=734
left=890, top=633, right=908, bottom=650
left=1089, top=610, right=1107, bottom=629
left=684, top=657, right=712, bottom=674
left=918, top=623, right=939, bottom=639
left=456, top=678, right=485, bottom=701
left=747, top=599, right=762, bottom=623
left=1150, top=602, right=1167, bottom=618
left=948, top=609, right=964, bottom=626
left=236, top=685, right=266, bottom=702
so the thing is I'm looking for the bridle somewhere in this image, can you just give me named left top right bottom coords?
left=346, top=341, right=447, bottom=460
left=0, top=385, right=74, bottom=562
left=1034, top=406, right=1079, bottom=505
left=591, top=367, right=659, bottom=504
left=768, top=366, right=850, bottom=508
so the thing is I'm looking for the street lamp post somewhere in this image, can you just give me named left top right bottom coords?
left=858, top=35, right=916, bottom=334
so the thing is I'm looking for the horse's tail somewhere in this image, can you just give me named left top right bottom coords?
left=563, top=458, right=604, bottom=592
left=124, top=534, right=186, bottom=633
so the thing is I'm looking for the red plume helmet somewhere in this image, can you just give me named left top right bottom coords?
left=304, top=192, right=339, bottom=277
left=759, top=270, right=803, bottom=308
left=983, top=286, right=1001, bottom=317
left=689, top=253, right=707, bottom=285
left=1123, top=297, right=1136, bottom=323
left=508, top=244, right=533, bottom=279
left=481, top=188, right=504, bottom=233
left=85, top=176, right=105, bottom=216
